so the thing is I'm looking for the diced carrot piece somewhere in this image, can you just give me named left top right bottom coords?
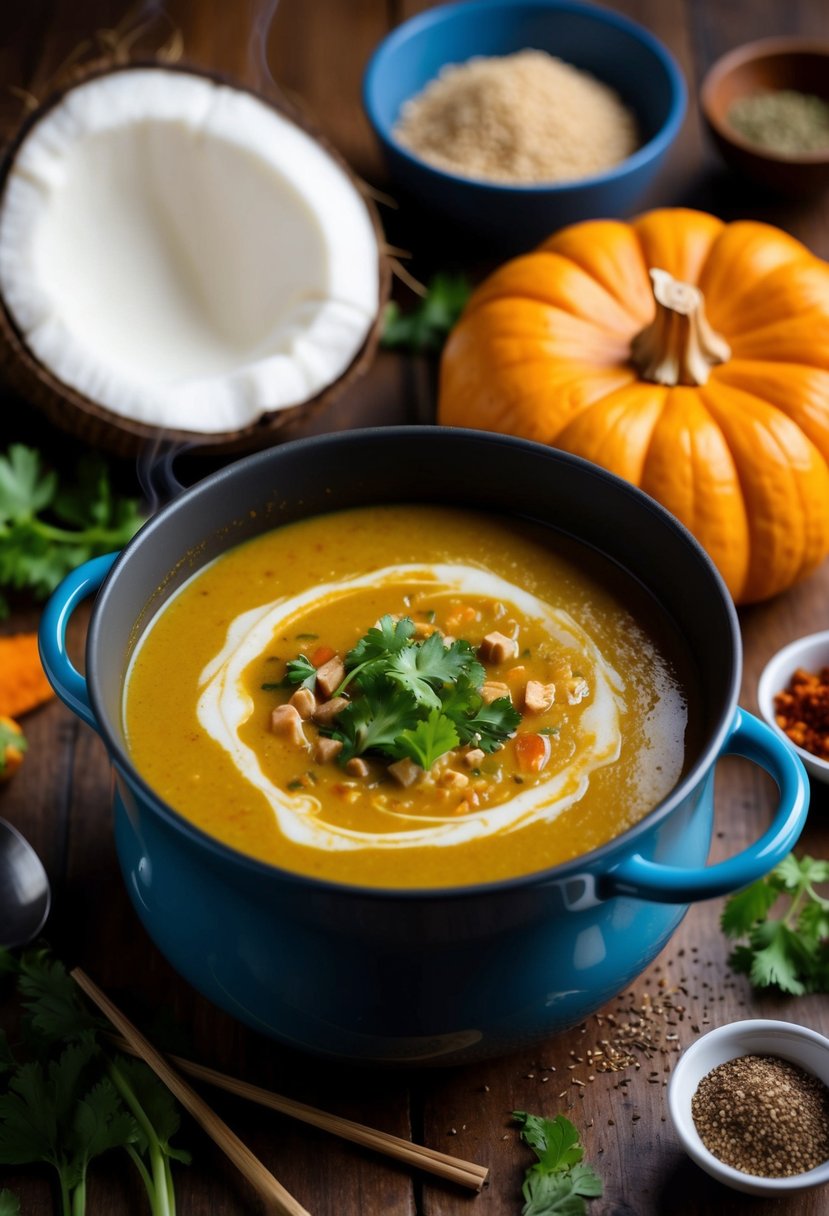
left=311, top=645, right=336, bottom=668
left=513, top=732, right=551, bottom=773
left=445, top=605, right=479, bottom=631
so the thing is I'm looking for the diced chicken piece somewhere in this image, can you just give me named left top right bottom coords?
left=524, top=680, right=556, bottom=714
left=289, top=687, right=317, bottom=719
left=463, top=748, right=486, bottom=769
left=440, top=769, right=469, bottom=789
left=315, top=655, right=345, bottom=699
left=455, top=791, right=481, bottom=815
left=481, top=680, right=511, bottom=705
left=566, top=676, right=589, bottom=705
left=315, top=737, right=343, bottom=764
left=313, top=696, right=350, bottom=726
left=388, top=757, right=422, bottom=787
left=345, top=757, right=369, bottom=778
left=269, top=704, right=307, bottom=748
left=479, top=631, right=518, bottom=664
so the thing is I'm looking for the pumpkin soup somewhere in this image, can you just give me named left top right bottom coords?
left=124, top=505, right=690, bottom=887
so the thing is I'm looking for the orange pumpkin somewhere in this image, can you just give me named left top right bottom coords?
left=438, top=208, right=829, bottom=603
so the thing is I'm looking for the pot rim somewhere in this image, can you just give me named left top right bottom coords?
left=89, top=426, right=741, bottom=902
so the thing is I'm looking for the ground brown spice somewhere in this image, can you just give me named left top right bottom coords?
left=774, top=666, right=829, bottom=761
left=691, top=1054, right=829, bottom=1177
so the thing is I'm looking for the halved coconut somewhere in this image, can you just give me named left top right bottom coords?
left=0, top=63, right=388, bottom=453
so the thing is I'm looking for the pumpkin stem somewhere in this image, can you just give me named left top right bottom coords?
left=630, top=268, right=731, bottom=387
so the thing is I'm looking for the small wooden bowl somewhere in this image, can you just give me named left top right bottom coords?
left=700, top=37, right=829, bottom=194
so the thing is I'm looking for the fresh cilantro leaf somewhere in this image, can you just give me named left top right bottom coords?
left=346, top=614, right=415, bottom=667
left=721, top=851, right=829, bottom=994
left=799, top=898, right=829, bottom=943
left=381, top=274, right=471, bottom=354
left=384, top=632, right=474, bottom=710
left=2, top=947, right=190, bottom=1213
left=774, top=852, right=812, bottom=892
left=514, top=1112, right=602, bottom=1216
left=460, top=697, right=521, bottom=752
left=727, top=945, right=754, bottom=977
left=275, top=654, right=318, bottom=693
left=514, top=1112, right=584, bottom=1173
left=522, top=1170, right=588, bottom=1216
left=720, top=878, right=780, bottom=938
left=387, top=634, right=484, bottom=709
left=18, top=951, right=101, bottom=1045
left=0, top=1189, right=20, bottom=1216
left=53, top=455, right=143, bottom=538
left=394, top=709, right=460, bottom=769
left=74, top=1076, right=138, bottom=1163
left=0, top=446, right=56, bottom=523
left=748, top=920, right=812, bottom=995
left=566, top=1163, right=603, bottom=1198
left=330, top=676, right=419, bottom=760
left=0, top=446, right=144, bottom=617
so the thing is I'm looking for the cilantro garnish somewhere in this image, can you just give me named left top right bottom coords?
left=347, top=615, right=416, bottom=665
left=385, top=633, right=484, bottom=710
left=381, top=273, right=471, bottom=354
left=721, top=852, right=829, bottom=995
left=395, top=708, right=460, bottom=769
left=513, top=1112, right=603, bottom=1215
left=273, top=654, right=318, bottom=692
left=0, top=949, right=188, bottom=1215
left=275, top=614, right=520, bottom=769
left=0, top=446, right=144, bottom=618
left=331, top=673, right=421, bottom=760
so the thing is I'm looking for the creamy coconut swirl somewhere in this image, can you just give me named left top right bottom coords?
left=197, top=563, right=625, bottom=851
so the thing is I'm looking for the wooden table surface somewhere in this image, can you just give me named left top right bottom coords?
left=2, top=1, right=829, bottom=1213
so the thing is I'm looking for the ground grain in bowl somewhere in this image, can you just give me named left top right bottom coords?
left=393, top=49, right=639, bottom=184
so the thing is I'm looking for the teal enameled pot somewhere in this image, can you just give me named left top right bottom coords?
left=39, top=429, right=808, bottom=1064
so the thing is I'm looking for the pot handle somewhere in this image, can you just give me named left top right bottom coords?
left=38, top=553, right=119, bottom=733
left=602, top=708, right=808, bottom=904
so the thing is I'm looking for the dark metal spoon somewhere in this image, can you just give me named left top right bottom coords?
left=0, top=817, right=50, bottom=949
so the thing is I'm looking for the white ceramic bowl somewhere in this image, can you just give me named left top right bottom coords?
left=668, top=1019, right=829, bottom=1196
left=757, top=630, right=829, bottom=784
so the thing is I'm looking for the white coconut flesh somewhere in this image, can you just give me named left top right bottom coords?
left=0, top=68, right=380, bottom=434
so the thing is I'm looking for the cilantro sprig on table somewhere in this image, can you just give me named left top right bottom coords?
left=513, top=1112, right=603, bottom=1216
left=381, top=273, right=471, bottom=354
left=721, top=853, right=829, bottom=995
left=277, top=613, right=520, bottom=769
left=0, top=949, right=188, bottom=1216
left=0, top=445, right=144, bottom=617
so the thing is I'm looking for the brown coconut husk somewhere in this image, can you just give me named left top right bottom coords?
left=0, top=57, right=391, bottom=458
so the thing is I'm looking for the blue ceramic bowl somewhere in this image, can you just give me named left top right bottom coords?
left=363, top=0, right=687, bottom=250
left=40, top=429, right=806, bottom=1064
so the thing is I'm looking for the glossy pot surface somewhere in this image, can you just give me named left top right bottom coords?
left=40, top=429, right=807, bottom=1063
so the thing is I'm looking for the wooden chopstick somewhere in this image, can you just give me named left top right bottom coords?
left=71, top=968, right=313, bottom=1216
left=111, top=1035, right=489, bottom=1191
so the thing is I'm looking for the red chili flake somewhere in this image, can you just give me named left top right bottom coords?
left=773, top=666, right=829, bottom=761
